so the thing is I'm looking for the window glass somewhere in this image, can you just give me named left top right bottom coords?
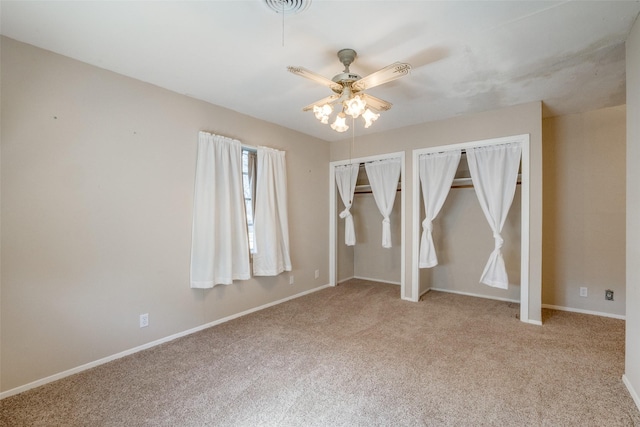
left=242, top=149, right=256, bottom=252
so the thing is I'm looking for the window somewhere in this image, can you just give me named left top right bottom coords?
left=242, top=148, right=257, bottom=253
left=191, top=133, right=291, bottom=287
left=191, top=132, right=251, bottom=287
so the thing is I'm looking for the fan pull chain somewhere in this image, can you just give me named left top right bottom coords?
left=351, top=115, right=355, bottom=161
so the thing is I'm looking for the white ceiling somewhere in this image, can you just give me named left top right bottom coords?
left=2, top=1, right=639, bottom=142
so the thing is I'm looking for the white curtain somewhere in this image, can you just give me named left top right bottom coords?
left=364, top=158, right=401, bottom=248
left=253, top=146, right=292, bottom=276
left=418, top=150, right=461, bottom=268
left=335, top=163, right=360, bottom=246
left=467, top=142, right=522, bottom=289
left=190, top=132, right=250, bottom=288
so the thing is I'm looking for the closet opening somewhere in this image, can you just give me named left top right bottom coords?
left=329, top=152, right=406, bottom=297
left=412, top=134, right=536, bottom=323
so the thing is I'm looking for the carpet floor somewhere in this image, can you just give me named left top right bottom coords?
left=2, top=279, right=639, bottom=426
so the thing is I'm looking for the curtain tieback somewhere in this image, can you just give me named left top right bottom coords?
left=493, top=231, right=504, bottom=250
left=383, top=217, right=390, bottom=225
left=339, top=208, right=352, bottom=219
left=422, top=219, right=433, bottom=233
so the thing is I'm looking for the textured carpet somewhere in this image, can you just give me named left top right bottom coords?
left=2, top=279, right=639, bottom=426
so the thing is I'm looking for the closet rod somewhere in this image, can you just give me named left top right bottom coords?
left=354, top=189, right=402, bottom=194
left=451, top=174, right=522, bottom=189
left=354, top=183, right=401, bottom=194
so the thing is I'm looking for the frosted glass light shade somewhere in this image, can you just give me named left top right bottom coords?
left=313, top=104, right=333, bottom=124
left=331, top=113, right=349, bottom=132
left=362, top=108, right=380, bottom=128
left=344, top=95, right=366, bottom=118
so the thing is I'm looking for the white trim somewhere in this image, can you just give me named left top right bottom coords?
left=421, top=288, right=541, bottom=325
left=329, top=162, right=337, bottom=286
left=411, top=134, right=533, bottom=322
left=541, top=304, right=626, bottom=320
left=623, top=374, right=640, bottom=411
left=331, top=151, right=405, bottom=167
left=520, top=138, right=531, bottom=322
left=329, top=152, right=405, bottom=296
left=400, top=153, right=406, bottom=296
left=411, top=147, right=421, bottom=302
left=353, top=275, right=401, bottom=285
left=0, top=284, right=331, bottom=400
left=337, top=275, right=355, bottom=284
left=429, top=287, right=520, bottom=304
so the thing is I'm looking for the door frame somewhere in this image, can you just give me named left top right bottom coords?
left=411, top=134, right=532, bottom=323
left=329, top=151, right=406, bottom=295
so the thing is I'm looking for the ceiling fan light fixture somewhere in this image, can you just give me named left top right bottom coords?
left=313, top=104, right=333, bottom=123
left=331, top=113, right=349, bottom=132
left=288, top=48, right=410, bottom=133
left=362, top=108, right=380, bottom=128
left=344, top=95, right=366, bottom=118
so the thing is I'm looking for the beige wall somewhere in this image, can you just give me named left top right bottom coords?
left=543, top=106, right=626, bottom=317
left=336, top=169, right=403, bottom=285
left=351, top=193, right=402, bottom=284
left=425, top=185, right=522, bottom=302
left=0, top=37, right=330, bottom=393
left=330, top=102, right=543, bottom=321
left=6, top=30, right=632, bottom=397
left=626, top=15, right=640, bottom=409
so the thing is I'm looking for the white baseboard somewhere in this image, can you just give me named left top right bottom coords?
left=353, top=275, right=401, bottom=286
left=429, top=287, right=520, bottom=304
left=414, top=287, right=541, bottom=324
left=399, top=287, right=429, bottom=303
left=337, top=275, right=355, bottom=284
left=419, top=287, right=431, bottom=298
left=0, top=284, right=331, bottom=400
left=541, top=304, right=625, bottom=320
left=623, top=374, right=640, bottom=411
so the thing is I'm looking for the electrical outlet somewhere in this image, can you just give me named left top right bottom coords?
left=315, top=269, right=319, bottom=279
left=289, top=275, right=294, bottom=285
left=139, top=313, right=149, bottom=328
left=579, top=287, right=588, bottom=297
left=605, top=289, right=614, bottom=301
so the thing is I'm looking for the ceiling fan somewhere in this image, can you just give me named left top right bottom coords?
left=288, top=48, right=411, bottom=132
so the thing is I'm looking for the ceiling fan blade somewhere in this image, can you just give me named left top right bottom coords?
left=288, top=66, right=343, bottom=92
left=302, top=94, right=340, bottom=111
left=352, top=62, right=411, bottom=92
left=361, top=93, right=392, bottom=111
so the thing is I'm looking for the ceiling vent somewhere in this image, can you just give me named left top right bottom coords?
left=263, top=0, right=311, bottom=15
